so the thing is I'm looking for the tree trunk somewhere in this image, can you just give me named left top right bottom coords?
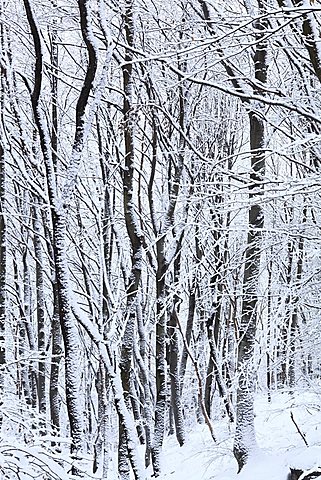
left=168, top=301, right=185, bottom=447
left=288, top=207, right=306, bottom=389
left=52, top=212, right=84, bottom=455
left=0, top=8, right=7, bottom=428
left=50, top=282, right=62, bottom=437
left=233, top=1, right=267, bottom=471
left=33, top=202, right=46, bottom=420
left=152, top=237, right=168, bottom=476
left=118, top=1, right=144, bottom=478
left=94, top=362, right=109, bottom=475
left=23, top=0, right=99, bottom=463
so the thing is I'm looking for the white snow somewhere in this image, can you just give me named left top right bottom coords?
left=157, top=390, right=321, bottom=480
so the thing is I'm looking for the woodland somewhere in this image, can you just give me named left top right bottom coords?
left=1, top=0, right=321, bottom=479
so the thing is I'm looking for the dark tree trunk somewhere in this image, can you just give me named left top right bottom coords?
left=23, top=0, right=98, bottom=463
left=288, top=468, right=321, bottom=480
left=50, top=281, right=62, bottom=436
left=33, top=203, right=46, bottom=419
left=118, top=1, right=144, bottom=478
left=179, top=282, right=196, bottom=386
left=288, top=207, right=306, bottom=389
left=233, top=1, right=267, bottom=471
left=266, top=259, right=273, bottom=401
left=47, top=14, right=62, bottom=437
left=135, top=302, right=153, bottom=467
left=94, top=362, right=109, bottom=475
left=13, top=257, right=33, bottom=407
left=52, top=212, right=84, bottom=455
left=0, top=12, right=6, bottom=423
left=168, top=301, right=185, bottom=447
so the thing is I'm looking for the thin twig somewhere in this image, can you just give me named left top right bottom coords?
left=290, top=411, right=309, bottom=447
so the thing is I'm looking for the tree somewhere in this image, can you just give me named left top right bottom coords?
left=233, top=0, right=268, bottom=471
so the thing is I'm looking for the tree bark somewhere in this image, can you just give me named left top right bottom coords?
left=23, top=0, right=99, bottom=463
left=118, top=1, right=144, bottom=478
left=233, top=1, right=267, bottom=471
left=33, top=202, right=46, bottom=419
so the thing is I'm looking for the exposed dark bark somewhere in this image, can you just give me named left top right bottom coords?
left=94, top=362, right=109, bottom=475
left=50, top=2, right=58, bottom=175
left=175, top=308, right=216, bottom=441
left=168, top=293, right=185, bottom=446
left=33, top=203, right=46, bottom=419
left=266, top=259, right=273, bottom=401
left=23, top=0, right=99, bottom=462
left=151, top=236, right=168, bottom=476
left=205, top=242, right=232, bottom=420
left=23, top=250, right=38, bottom=409
left=233, top=1, right=267, bottom=471
left=179, top=282, right=196, bottom=386
left=13, top=257, right=33, bottom=407
left=50, top=282, right=62, bottom=436
left=206, top=337, right=234, bottom=423
left=130, top=376, right=145, bottom=445
left=46, top=5, right=62, bottom=439
left=286, top=0, right=321, bottom=84
left=152, top=44, right=187, bottom=475
left=97, top=114, right=112, bottom=331
left=118, top=1, right=144, bottom=478
left=166, top=224, right=186, bottom=446
left=288, top=468, right=321, bottom=480
left=289, top=207, right=306, bottom=389
left=134, top=312, right=153, bottom=467
left=0, top=142, right=5, bottom=397
left=0, top=10, right=6, bottom=410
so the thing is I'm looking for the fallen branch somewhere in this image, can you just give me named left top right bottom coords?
left=290, top=411, right=309, bottom=447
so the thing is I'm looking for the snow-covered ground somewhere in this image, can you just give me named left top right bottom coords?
left=158, top=390, right=321, bottom=480
left=2, top=390, right=321, bottom=479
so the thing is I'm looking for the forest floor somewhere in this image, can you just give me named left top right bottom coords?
left=157, top=389, right=321, bottom=480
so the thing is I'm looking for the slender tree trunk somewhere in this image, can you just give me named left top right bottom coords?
left=94, top=362, right=109, bottom=475
left=118, top=1, right=144, bottom=478
left=151, top=237, right=167, bottom=476
left=33, top=202, right=46, bottom=420
left=53, top=212, right=84, bottom=455
left=0, top=5, right=6, bottom=421
left=168, top=295, right=185, bottom=445
left=233, top=1, right=267, bottom=471
left=23, top=0, right=99, bottom=463
left=23, top=250, right=38, bottom=409
left=179, top=280, right=196, bottom=387
left=47, top=13, right=62, bottom=437
left=132, top=377, right=145, bottom=442
left=50, top=281, right=62, bottom=436
left=134, top=338, right=153, bottom=468
left=289, top=207, right=306, bottom=389
left=266, top=259, right=273, bottom=402
left=13, top=258, right=32, bottom=407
